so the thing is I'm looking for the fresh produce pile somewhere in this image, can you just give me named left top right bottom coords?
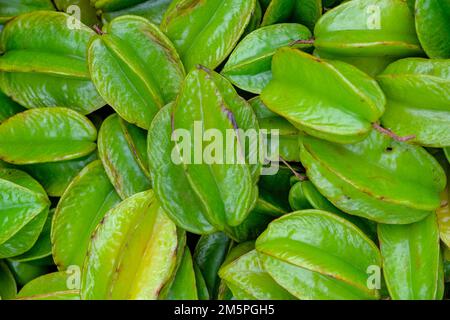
left=0, top=0, right=449, bottom=300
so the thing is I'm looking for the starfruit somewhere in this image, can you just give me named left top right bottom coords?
left=92, top=0, right=172, bottom=25
left=160, top=247, right=206, bottom=300
left=161, top=0, right=256, bottom=71
left=89, top=15, right=185, bottom=129
left=0, top=90, right=25, bottom=123
left=314, top=0, right=424, bottom=76
left=378, top=213, right=444, bottom=300
left=148, top=68, right=260, bottom=237
left=0, top=0, right=55, bottom=26
left=289, top=179, right=377, bottom=240
left=16, top=272, right=80, bottom=300
left=81, top=190, right=183, bottom=300
left=0, top=169, right=50, bottom=258
left=0, top=261, right=16, bottom=300
left=250, top=97, right=300, bottom=162
left=291, top=0, right=322, bottom=31
left=11, top=209, right=53, bottom=263
left=377, top=58, right=450, bottom=147
left=415, top=0, right=450, bottom=59
left=219, top=243, right=296, bottom=300
left=5, top=259, right=52, bottom=287
left=98, top=114, right=151, bottom=199
left=52, top=161, right=121, bottom=270
left=20, top=152, right=97, bottom=197
left=222, top=24, right=312, bottom=94
left=260, top=0, right=295, bottom=27
left=54, top=0, right=99, bottom=26
left=0, top=11, right=105, bottom=114
left=261, top=47, right=385, bottom=144
left=300, top=130, right=446, bottom=224
left=0, top=108, right=97, bottom=165
left=193, top=232, right=231, bottom=299
left=255, top=210, right=382, bottom=300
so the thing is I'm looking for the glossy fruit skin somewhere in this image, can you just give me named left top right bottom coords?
left=379, top=213, right=444, bottom=300
left=0, top=169, right=50, bottom=258
left=89, top=15, right=185, bottom=129
left=378, top=58, right=450, bottom=147
left=193, top=232, right=231, bottom=299
left=222, top=23, right=312, bottom=94
left=20, top=152, right=97, bottom=197
left=148, top=68, right=260, bottom=237
left=0, top=0, right=55, bottom=24
left=300, top=130, right=446, bottom=224
left=314, top=0, right=424, bottom=76
left=250, top=97, right=300, bottom=162
left=261, top=47, right=386, bottom=144
left=219, top=246, right=296, bottom=300
left=81, top=190, right=182, bottom=300
left=255, top=210, right=382, bottom=300
left=415, top=0, right=450, bottom=59
left=16, top=272, right=80, bottom=300
left=0, top=261, right=16, bottom=299
left=98, top=114, right=151, bottom=199
left=92, top=0, right=172, bottom=25
left=0, top=108, right=97, bottom=165
left=0, top=12, right=105, bottom=114
left=51, top=161, right=121, bottom=270
left=289, top=180, right=377, bottom=241
left=161, top=0, right=256, bottom=71
left=0, top=90, right=25, bottom=122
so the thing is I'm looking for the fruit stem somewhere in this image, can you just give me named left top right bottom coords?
left=372, top=123, right=416, bottom=142
left=279, top=157, right=307, bottom=181
left=290, top=38, right=315, bottom=46
left=93, top=25, right=104, bottom=35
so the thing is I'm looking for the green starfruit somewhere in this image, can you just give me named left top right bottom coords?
left=11, top=210, right=53, bottom=263
left=89, top=15, right=185, bottom=129
left=92, top=0, right=172, bottom=25
left=415, top=0, right=450, bottom=59
left=54, top=0, right=99, bottom=26
left=16, top=272, right=80, bottom=300
left=378, top=213, right=444, bottom=300
left=261, top=47, right=385, bottom=144
left=0, top=108, right=97, bottom=165
left=98, top=114, right=151, bottom=199
left=0, top=90, right=25, bottom=122
left=222, top=24, right=312, bottom=94
left=52, top=161, right=121, bottom=270
left=161, top=0, right=256, bottom=71
left=0, top=169, right=50, bottom=258
left=256, top=210, right=382, bottom=300
left=0, top=0, right=55, bottom=26
left=219, top=244, right=296, bottom=300
left=291, top=0, right=322, bottom=31
left=0, top=260, right=16, bottom=300
left=289, top=180, right=377, bottom=240
left=250, top=97, right=300, bottom=162
left=5, top=259, right=52, bottom=287
left=81, top=190, right=182, bottom=300
left=377, top=58, right=450, bottom=147
left=20, top=152, right=97, bottom=197
left=300, top=130, right=446, bottom=224
left=193, top=232, right=231, bottom=299
left=148, top=68, right=260, bottom=237
left=0, top=11, right=105, bottom=113
left=314, top=0, right=424, bottom=76
left=260, top=0, right=295, bottom=27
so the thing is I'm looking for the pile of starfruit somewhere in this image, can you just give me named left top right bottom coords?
left=0, top=0, right=449, bottom=300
